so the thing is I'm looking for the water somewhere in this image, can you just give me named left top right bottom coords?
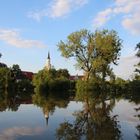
left=0, top=95, right=139, bottom=140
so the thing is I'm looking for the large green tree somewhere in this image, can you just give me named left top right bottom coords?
left=58, top=29, right=122, bottom=81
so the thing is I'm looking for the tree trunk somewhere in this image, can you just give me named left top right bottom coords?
left=84, top=71, right=90, bottom=81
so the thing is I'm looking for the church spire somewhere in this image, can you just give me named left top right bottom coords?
left=46, top=52, right=51, bottom=70
left=48, top=52, right=50, bottom=59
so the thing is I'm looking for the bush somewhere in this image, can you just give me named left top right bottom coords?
left=33, top=69, right=71, bottom=95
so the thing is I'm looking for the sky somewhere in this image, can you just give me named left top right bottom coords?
left=0, top=0, right=140, bottom=79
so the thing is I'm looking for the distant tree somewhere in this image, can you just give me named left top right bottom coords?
left=33, top=68, right=71, bottom=94
left=0, top=53, right=2, bottom=58
left=0, top=67, right=12, bottom=92
left=135, top=43, right=140, bottom=74
left=136, top=43, right=140, bottom=57
left=57, top=69, right=70, bottom=79
left=10, top=64, right=23, bottom=79
left=11, top=64, right=21, bottom=72
left=58, top=29, right=122, bottom=81
left=115, top=77, right=125, bottom=85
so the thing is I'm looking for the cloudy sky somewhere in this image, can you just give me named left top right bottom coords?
left=0, top=0, right=140, bottom=79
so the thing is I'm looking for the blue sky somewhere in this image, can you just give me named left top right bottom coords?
left=0, top=0, right=140, bottom=79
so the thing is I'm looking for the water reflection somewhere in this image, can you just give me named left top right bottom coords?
left=0, top=127, right=44, bottom=140
left=56, top=92, right=122, bottom=140
left=134, top=107, right=140, bottom=140
left=0, top=91, right=32, bottom=112
left=0, top=89, right=139, bottom=140
left=32, top=92, right=71, bottom=127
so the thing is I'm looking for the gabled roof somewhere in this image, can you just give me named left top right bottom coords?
left=22, top=71, right=34, bottom=80
left=69, top=75, right=84, bottom=80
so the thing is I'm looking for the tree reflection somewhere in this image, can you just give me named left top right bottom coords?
left=32, top=92, right=70, bottom=127
left=123, top=90, right=140, bottom=140
left=56, top=92, right=121, bottom=140
left=135, top=107, right=140, bottom=140
left=0, top=88, right=33, bottom=112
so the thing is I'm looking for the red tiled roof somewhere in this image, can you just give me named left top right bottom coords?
left=22, top=71, right=34, bottom=80
left=69, top=75, right=84, bottom=80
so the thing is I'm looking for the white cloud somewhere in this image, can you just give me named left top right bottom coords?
left=93, top=8, right=113, bottom=28
left=93, top=0, right=140, bottom=35
left=115, top=0, right=131, bottom=6
left=113, top=55, right=139, bottom=79
left=122, top=13, right=140, bottom=35
left=48, top=0, right=71, bottom=18
left=28, top=9, right=48, bottom=22
left=0, top=127, right=44, bottom=140
left=28, top=0, right=88, bottom=21
left=0, top=29, right=47, bottom=48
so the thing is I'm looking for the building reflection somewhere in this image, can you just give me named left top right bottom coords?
left=32, top=92, right=70, bottom=128
left=43, top=107, right=49, bottom=126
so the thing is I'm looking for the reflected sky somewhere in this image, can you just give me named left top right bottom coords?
left=0, top=101, right=83, bottom=140
left=0, top=99, right=139, bottom=140
left=112, top=100, right=140, bottom=140
left=0, top=127, right=44, bottom=140
left=112, top=100, right=140, bottom=123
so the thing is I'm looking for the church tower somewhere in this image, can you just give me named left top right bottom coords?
left=46, top=52, right=51, bottom=70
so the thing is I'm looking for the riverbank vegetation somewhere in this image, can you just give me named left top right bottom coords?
left=0, top=64, right=33, bottom=97
left=32, top=68, right=72, bottom=94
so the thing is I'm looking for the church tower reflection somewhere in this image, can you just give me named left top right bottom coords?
left=43, top=108, right=49, bottom=126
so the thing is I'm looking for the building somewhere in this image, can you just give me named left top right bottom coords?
left=69, top=75, right=84, bottom=81
left=45, top=52, right=51, bottom=70
left=44, top=52, right=84, bottom=80
left=22, top=71, right=34, bottom=80
left=43, top=108, right=49, bottom=126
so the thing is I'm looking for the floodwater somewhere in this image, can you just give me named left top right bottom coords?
left=0, top=94, right=139, bottom=140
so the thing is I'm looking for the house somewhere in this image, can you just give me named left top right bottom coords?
left=69, top=75, right=84, bottom=81
left=22, top=71, right=34, bottom=80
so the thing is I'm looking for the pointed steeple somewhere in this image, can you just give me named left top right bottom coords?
left=45, top=52, right=51, bottom=70
left=47, top=52, right=50, bottom=59
left=43, top=108, right=49, bottom=127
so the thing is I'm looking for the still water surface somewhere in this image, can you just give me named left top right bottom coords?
left=0, top=97, right=139, bottom=140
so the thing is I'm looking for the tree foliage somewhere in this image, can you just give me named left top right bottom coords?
left=10, top=64, right=23, bottom=79
left=135, top=42, right=140, bottom=75
left=58, top=29, right=122, bottom=81
left=33, top=68, right=71, bottom=94
left=0, top=67, right=12, bottom=92
left=136, top=43, right=140, bottom=57
left=0, top=64, right=33, bottom=97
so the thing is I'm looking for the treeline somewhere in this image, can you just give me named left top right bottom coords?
left=0, top=29, right=140, bottom=97
left=0, top=64, right=33, bottom=96
left=0, top=63, right=34, bottom=111
left=33, top=68, right=75, bottom=95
